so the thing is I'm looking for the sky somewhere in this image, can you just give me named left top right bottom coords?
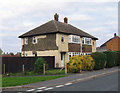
left=0, top=0, right=119, bottom=54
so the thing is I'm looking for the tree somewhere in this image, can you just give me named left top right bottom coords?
left=9, top=52, right=14, bottom=55
left=0, top=48, right=2, bottom=56
left=34, top=58, right=48, bottom=73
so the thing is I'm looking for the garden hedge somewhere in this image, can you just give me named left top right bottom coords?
left=67, top=55, right=95, bottom=73
left=91, top=52, right=107, bottom=70
left=103, top=51, right=116, bottom=68
left=115, top=51, right=120, bottom=66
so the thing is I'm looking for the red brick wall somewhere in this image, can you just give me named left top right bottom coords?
left=68, top=43, right=81, bottom=52
left=106, top=36, right=120, bottom=51
left=68, top=43, right=92, bottom=52
left=82, top=45, right=92, bottom=53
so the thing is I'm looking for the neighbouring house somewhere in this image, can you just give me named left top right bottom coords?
left=19, top=13, right=98, bottom=68
left=2, top=53, right=20, bottom=57
left=97, top=33, right=120, bottom=52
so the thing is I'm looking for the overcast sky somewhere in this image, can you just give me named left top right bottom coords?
left=0, top=0, right=119, bottom=54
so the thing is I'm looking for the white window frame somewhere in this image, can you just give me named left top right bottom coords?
left=82, top=37, right=91, bottom=45
left=32, top=36, right=37, bottom=44
left=25, top=38, right=28, bottom=44
left=93, top=40, right=94, bottom=47
left=25, top=53, right=28, bottom=56
left=69, top=35, right=80, bottom=44
left=68, top=52, right=81, bottom=59
left=61, top=35, right=64, bottom=43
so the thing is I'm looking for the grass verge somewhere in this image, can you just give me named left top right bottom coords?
left=2, top=75, right=66, bottom=87
left=7, top=69, right=65, bottom=76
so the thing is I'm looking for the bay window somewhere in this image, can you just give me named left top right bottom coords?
left=82, top=37, right=91, bottom=45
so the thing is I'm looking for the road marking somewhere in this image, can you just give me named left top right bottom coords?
left=26, top=89, right=35, bottom=92
left=37, top=87, right=46, bottom=89
left=72, top=70, right=118, bottom=83
left=44, top=87, right=53, bottom=90
left=56, top=85, right=64, bottom=88
left=65, top=83, right=72, bottom=85
left=35, top=89, right=43, bottom=92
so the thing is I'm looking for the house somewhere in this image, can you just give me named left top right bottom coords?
left=97, top=33, right=120, bottom=52
left=2, top=52, right=20, bottom=57
left=19, top=13, right=98, bottom=68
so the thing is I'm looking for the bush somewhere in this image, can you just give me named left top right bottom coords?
left=67, top=55, right=95, bottom=73
left=103, top=51, right=116, bottom=68
left=115, top=51, right=120, bottom=66
left=34, top=58, right=48, bottom=73
left=91, top=52, right=107, bottom=70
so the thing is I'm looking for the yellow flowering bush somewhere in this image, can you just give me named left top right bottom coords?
left=67, top=55, right=95, bottom=73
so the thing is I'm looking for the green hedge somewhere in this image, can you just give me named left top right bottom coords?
left=91, top=52, right=107, bottom=70
left=103, top=51, right=116, bottom=68
left=115, top=51, right=120, bottom=66
left=34, top=58, right=48, bottom=73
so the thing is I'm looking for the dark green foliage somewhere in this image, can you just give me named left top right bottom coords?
left=91, top=52, right=107, bottom=70
left=9, top=52, right=14, bottom=55
left=0, top=48, right=2, bottom=56
left=115, top=51, right=120, bottom=66
left=103, top=51, right=116, bottom=68
left=34, top=58, right=48, bottom=73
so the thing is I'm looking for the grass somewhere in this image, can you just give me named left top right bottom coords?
left=2, top=75, right=66, bottom=87
left=46, top=69, right=65, bottom=75
left=7, top=69, right=65, bottom=76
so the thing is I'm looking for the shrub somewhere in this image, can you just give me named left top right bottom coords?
left=91, top=52, right=107, bottom=70
left=103, top=51, right=116, bottom=68
left=67, top=55, right=95, bottom=73
left=34, top=58, right=48, bottom=73
left=115, top=51, right=120, bottom=66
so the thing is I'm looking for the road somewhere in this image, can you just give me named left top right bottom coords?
left=49, top=71, right=118, bottom=91
left=2, top=71, right=119, bottom=93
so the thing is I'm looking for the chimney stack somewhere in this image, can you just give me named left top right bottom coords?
left=64, top=17, right=68, bottom=23
left=54, top=13, right=59, bottom=21
left=114, top=33, right=116, bottom=37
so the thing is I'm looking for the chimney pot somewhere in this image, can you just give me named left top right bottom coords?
left=64, top=17, right=68, bottom=23
left=114, top=33, right=116, bottom=37
left=54, top=13, right=59, bottom=21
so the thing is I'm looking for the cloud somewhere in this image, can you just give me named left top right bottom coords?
left=0, top=0, right=67, bottom=21
left=69, top=14, right=92, bottom=21
left=23, top=22, right=37, bottom=28
left=0, top=1, right=118, bottom=53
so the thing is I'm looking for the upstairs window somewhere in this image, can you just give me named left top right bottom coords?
left=25, top=38, right=28, bottom=44
left=33, top=36, right=37, bottom=44
left=93, top=40, right=94, bottom=46
left=82, top=37, right=91, bottom=45
left=72, top=35, right=80, bottom=43
left=69, top=35, right=80, bottom=44
left=61, top=35, right=64, bottom=42
left=82, top=38, right=84, bottom=44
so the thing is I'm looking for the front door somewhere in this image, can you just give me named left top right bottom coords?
left=61, top=52, right=64, bottom=67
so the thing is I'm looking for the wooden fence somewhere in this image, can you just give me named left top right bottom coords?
left=2, top=56, right=55, bottom=74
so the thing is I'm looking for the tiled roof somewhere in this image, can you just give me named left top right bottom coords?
left=19, top=20, right=98, bottom=40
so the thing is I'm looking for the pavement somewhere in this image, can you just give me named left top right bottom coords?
left=2, top=66, right=119, bottom=92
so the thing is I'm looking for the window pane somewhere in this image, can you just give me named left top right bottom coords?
left=61, top=35, right=64, bottom=42
left=33, top=37, right=36, bottom=44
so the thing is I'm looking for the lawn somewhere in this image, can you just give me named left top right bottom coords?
left=8, top=69, right=65, bottom=76
left=46, top=69, right=65, bottom=75
left=2, top=75, right=66, bottom=87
